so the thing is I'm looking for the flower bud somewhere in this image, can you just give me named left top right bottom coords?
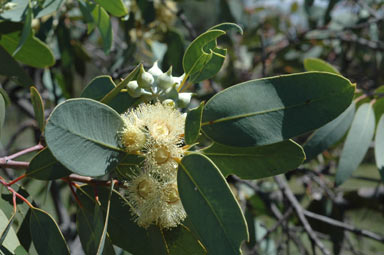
left=127, top=81, right=142, bottom=98
left=157, top=66, right=175, bottom=90
left=137, top=65, right=154, bottom=89
left=177, top=93, right=193, bottom=108
left=148, top=61, right=163, bottom=79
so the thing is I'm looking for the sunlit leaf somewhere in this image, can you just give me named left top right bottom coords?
left=375, top=114, right=384, bottom=182
left=304, top=58, right=339, bottom=74
left=30, top=87, right=45, bottom=132
left=202, top=72, right=355, bottom=147
left=335, top=103, right=375, bottom=186
left=304, top=102, right=355, bottom=161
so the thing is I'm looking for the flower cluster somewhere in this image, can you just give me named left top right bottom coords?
left=126, top=62, right=192, bottom=108
left=120, top=101, right=187, bottom=229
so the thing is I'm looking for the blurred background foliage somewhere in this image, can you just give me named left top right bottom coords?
left=1, top=0, right=384, bottom=254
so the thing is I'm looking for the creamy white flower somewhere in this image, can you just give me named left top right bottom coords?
left=127, top=171, right=186, bottom=229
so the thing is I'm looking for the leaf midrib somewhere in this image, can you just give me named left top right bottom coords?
left=179, top=159, right=239, bottom=254
left=202, top=88, right=350, bottom=126
left=49, top=120, right=124, bottom=152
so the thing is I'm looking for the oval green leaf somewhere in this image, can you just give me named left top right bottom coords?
left=45, top=98, right=125, bottom=177
left=335, top=103, right=375, bottom=186
left=375, top=114, right=384, bottom=182
left=201, top=140, right=305, bottom=179
left=29, top=207, right=69, bottom=255
left=201, top=72, right=355, bottom=147
left=95, top=0, right=128, bottom=17
left=27, top=147, right=71, bottom=180
left=0, top=23, right=55, bottom=68
left=303, top=58, right=340, bottom=74
left=304, top=102, right=355, bottom=161
left=185, top=102, right=205, bottom=145
left=182, top=30, right=226, bottom=77
left=178, top=153, right=248, bottom=255
left=30, top=87, right=45, bottom=132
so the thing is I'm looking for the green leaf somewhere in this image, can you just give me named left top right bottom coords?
left=95, top=0, right=128, bottom=17
left=81, top=75, right=136, bottom=113
left=13, top=4, right=33, bottom=56
left=0, top=0, right=28, bottom=22
left=0, top=93, right=5, bottom=138
left=0, top=45, right=33, bottom=87
left=30, top=87, right=45, bottom=133
left=101, top=65, right=140, bottom=104
left=77, top=202, right=106, bottom=255
left=27, top=147, right=71, bottom=180
left=77, top=186, right=167, bottom=255
left=29, top=207, right=69, bottom=255
left=335, top=103, right=375, bottom=186
left=375, top=114, right=384, bottom=182
left=0, top=209, right=20, bottom=253
left=303, top=58, right=340, bottom=74
left=201, top=140, right=305, bottom=179
left=0, top=23, right=55, bottom=68
left=163, top=225, right=207, bottom=255
left=374, top=97, right=384, bottom=124
left=201, top=72, right=355, bottom=147
left=191, top=47, right=227, bottom=83
left=182, top=30, right=226, bottom=78
left=209, top=22, right=243, bottom=34
left=34, top=0, right=65, bottom=18
left=178, top=153, right=248, bottom=255
left=185, top=102, right=205, bottom=145
left=0, top=212, right=16, bottom=247
left=79, top=2, right=113, bottom=53
left=304, top=102, right=356, bottom=161
left=45, top=98, right=125, bottom=177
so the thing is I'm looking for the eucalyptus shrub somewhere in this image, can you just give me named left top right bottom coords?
left=0, top=19, right=358, bottom=254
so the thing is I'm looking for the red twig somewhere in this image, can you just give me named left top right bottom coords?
left=66, top=181, right=83, bottom=208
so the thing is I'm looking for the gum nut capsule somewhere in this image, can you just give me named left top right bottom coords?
left=137, top=66, right=154, bottom=89
left=158, top=67, right=175, bottom=90
left=178, top=93, right=193, bottom=108
left=148, top=61, right=163, bottom=79
left=127, top=81, right=142, bottom=98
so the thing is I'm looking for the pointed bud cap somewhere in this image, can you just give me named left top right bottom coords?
left=148, top=61, right=163, bottom=79
left=137, top=65, right=154, bottom=89
left=157, top=66, right=175, bottom=90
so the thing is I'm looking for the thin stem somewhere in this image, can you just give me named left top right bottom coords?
left=6, top=144, right=43, bottom=160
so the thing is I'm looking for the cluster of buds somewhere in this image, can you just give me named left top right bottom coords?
left=119, top=101, right=187, bottom=229
left=126, top=62, right=192, bottom=108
